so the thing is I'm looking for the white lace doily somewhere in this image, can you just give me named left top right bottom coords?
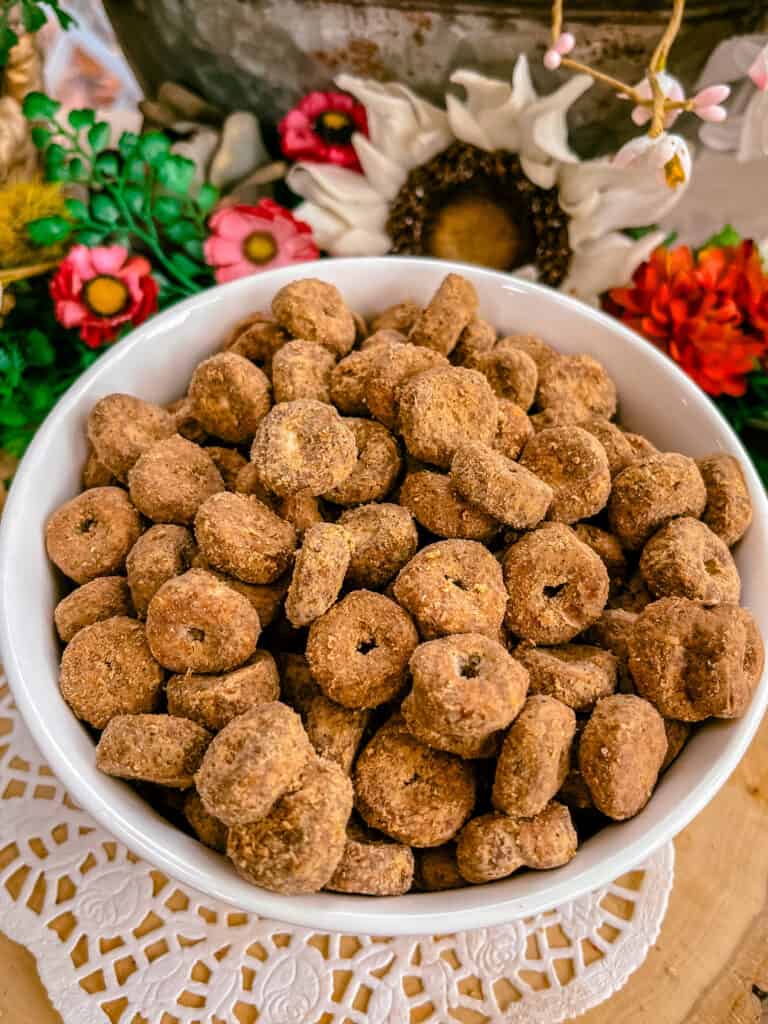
left=0, top=676, right=673, bottom=1023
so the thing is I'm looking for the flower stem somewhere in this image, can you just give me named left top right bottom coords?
left=551, top=0, right=563, bottom=45
left=558, top=57, right=641, bottom=101
left=650, top=0, right=686, bottom=74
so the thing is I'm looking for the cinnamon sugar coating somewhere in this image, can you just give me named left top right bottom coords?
left=451, top=441, right=552, bottom=528
left=195, top=491, right=297, bottom=584
left=339, top=502, right=418, bottom=588
left=166, top=651, right=280, bottom=731
left=698, top=453, right=753, bottom=547
left=536, top=353, right=617, bottom=420
left=87, top=394, right=176, bottom=481
left=271, top=339, right=336, bottom=404
left=400, top=470, right=500, bottom=542
left=272, top=278, right=356, bottom=358
left=494, top=399, right=534, bottom=460
left=365, top=342, right=449, bottom=429
left=608, top=453, right=707, bottom=550
left=519, top=427, right=611, bottom=524
left=465, top=341, right=538, bottom=410
left=128, top=435, right=224, bottom=524
left=322, top=418, right=401, bottom=505
left=46, top=486, right=141, bottom=584
left=54, top=576, right=132, bottom=643
left=96, top=714, right=210, bottom=788
left=326, top=821, right=414, bottom=895
left=639, top=516, right=740, bottom=604
left=516, top=643, right=617, bottom=711
left=285, top=522, right=350, bottom=628
left=304, top=695, right=370, bottom=774
left=188, top=352, right=271, bottom=443
left=408, top=273, right=478, bottom=356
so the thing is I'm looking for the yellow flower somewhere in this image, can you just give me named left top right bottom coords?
left=0, top=180, right=67, bottom=269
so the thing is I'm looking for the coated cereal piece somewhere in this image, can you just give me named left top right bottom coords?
left=166, top=651, right=280, bottom=731
left=399, top=470, right=500, bottom=542
left=639, top=516, right=740, bottom=604
left=515, top=644, right=617, bottom=711
left=46, top=487, right=142, bottom=584
left=188, top=352, right=272, bottom=443
left=97, top=714, right=211, bottom=788
left=353, top=311, right=368, bottom=342
left=234, top=461, right=274, bottom=500
left=168, top=397, right=208, bottom=444
left=184, top=791, right=228, bottom=852
left=87, top=394, right=176, bottom=481
left=365, top=342, right=449, bottom=429
left=251, top=399, right=357, bottom=497
left=227, top=756, right=353, bottom=893
left=451, top=317, right=496, bottom=366
left=285, top=523, right=350, bottom=627
left=698, top=453, right=753, bottom=547
left=128, top=435, right=224, bottom=524
left=607, top=569, right=652, bottom=613
left=339, top=503, right=418, bottom=588
left=146, top=569, right=260, bottom=673
left=581, top=418, right=636, bottom=478
left=223, top=312, right=289, bottom=369
left=354, top=716, right=476, bottom=846
left=322, top=418, right=401, bottom=505
left=402, top=634, right=529, bottom=758
left=221, top=575, right=287, bottom=628
left=494, top=399, right=534, bottom=460
left=536, top=353, right=617, bottom=420
left=573, top=524, right=627, bottom=596
left=502, top=524, right=609, bottom=644
left=196, top=702, right=313, bottom=826
left=558, top=721, right=593, bottom=810
left=465, top=342, right=538, bottom=410
left=195, top=491, right=297, bottom=584
left=360, top=328, right=407, bottom=350
left=622, top=431, right=658, bottom=460
left=371, top=300, right=421, bottom=335
left=514, top=801, right=578, bottom=870
left=271, top=339, right=336, bottom=404
left=627, top=597, right=764, bottom=721
left=279, top=653, right=320, bottom=716
left=529, top=402, right=593, bottom=430
left=306, top=590, right=418, bottom=708
left=206, top=446, right=248, bottom=490
left=305, top=695, right=370, bottom=774
left=519, top=427, right=611, bottom=524
left=326, top=821, right=414, bottom=895
left=450, top=441, right=553, bottom=528
left=126, top=524, right=196, bottom=617
left=82, top=445, right=117, bottom=489
left=608, top=453, right=707, bottom=550
left=54, top=576, right=132, bottom=643
left=579, top=694, right=667, bottom=820
left=398, top=366, right=498, bottom=469
left=330, top=340, right=402, bottom=415
left=662, top=719, right=692, bottom=771
left=276, top=492, right=325, bottom=538
left=583, top=609, right=637, bottom=694
left=394, top=539, right=508, bottom=640
left=492, top=696, right=576, bottom=817
left=408, top=273, right=478, bottom=356
left=272, top=278, right=356, bottom=357
left=59, top=616, right=164, bottom=728
left=415, top=846, right=464, bottom=891
left=498, top=333, right=559, bottom=372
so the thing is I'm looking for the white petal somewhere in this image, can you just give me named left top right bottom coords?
left=563, top=230, right=665, bottom=303
left=738, top=88, right=768, bottom=160
left=700, top=114, right=745, bottom=151
left=520, top=155, right=558, bottom=190
left=518, top=73, right=592, bottom=169
left=352, top=133, right=407, bottom=200
left=448, top=61, right=536, bottom=152
left=290, top=201, right=347, bottom=250
left=330, top=228, right=392, bottom=257
left=286, top=163, right=389, bottom=235
left=446, top=93, right=494, bottom=150
left=695, top=34, right=767, bottom=89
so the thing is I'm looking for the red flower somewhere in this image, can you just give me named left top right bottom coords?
left=204, top=199, right=319, bottom=284
left=51, top=245, right=158, bottom=348
left=279, top=91, right=368, bottom=171
left=605, top=241, right=768, bottom=397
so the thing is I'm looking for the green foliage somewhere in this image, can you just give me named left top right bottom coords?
left=700, top=224, right=742, bottom=251
left=0, top=2, right=75, bottom=68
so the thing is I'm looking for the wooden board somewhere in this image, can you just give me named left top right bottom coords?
left=2, top=714, right=768, bottom=1024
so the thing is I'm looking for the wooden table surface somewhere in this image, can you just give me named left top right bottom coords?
left=2, top=713, right=767, bottom=1024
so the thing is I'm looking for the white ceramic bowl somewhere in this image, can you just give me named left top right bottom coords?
left=1, top=257, right=766, bottom=936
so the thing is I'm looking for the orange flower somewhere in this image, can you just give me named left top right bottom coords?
left=606, top=241, right=768, bottom=397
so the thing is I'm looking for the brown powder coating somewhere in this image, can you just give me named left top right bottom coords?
left=168, top=397, right=209, bottom=445
left=305, top=695, right=370, bottom=774
left=195, top=491, right=297, bottom=584
left=339, top=503, right=418, bottom=588
left=394, top=539, right=508, bottom=640
left=529, top=402, right=594, bottom=431
left=397, top=366, right=498, bottom=469
left=87, top=394, right=176, bottom=481
left=627, top=597, right=764, bottom=721
left=407, top=273, right=478, bottom=356
left=414, top=845, right=464, bottom=891
left=126, top=524, right=196, bottom=618
left=622, top=431, right=658, bottom=460
left=279, top=653, right=320, bottom=717
left=206, top=446, right=247, bottom=491
left=572, top=524, right=627, bottom=598
left=145, top=569, right=260, bottom=673
left=59, top=615, right=164, bottom=728
left=82, top=445, right=117, bottom=489
left=607, top=568, right=653, bottom=614
left=220, top=575, right=287, bottom=628
left=234, top=461, right=273, bottom=501
left=494, top=399, right=534, bottom=460
left=536, top=354, right=617, bottom=421
left=223, top=312, right=289, bottom=370
left=451, top=441, right=553, bottom=528
left=579, top=694, right=667, bottom=820
left=322, top=418, right=402, bottom=505
left=271, top=340, right=336, bottom=404
left=276, top=493, right=325, bottom=539
left=354, top=716, right=476, bottom=846
left=515, top=801, right=578, bottom=870
left=399, top=470, right=500, bottom=542
left=285, top=523, right=350, bottom=628
left=365, top=343, right=449, bottom=430
left=402, top=634, right=529, bottom=758
left=251, top=399, right=357, bottom=497
left=516, top=644, right=617, bottom=712
left=581, top=418, right=637, bottom=478
left=492, top=695, right=576, bottom=817
left=502, top=524, right=609, bottom=644
left=183, top=790, right=228, bottom=852
left=558, top=721, right=593, bottom=810
left=370, top=300, right=421, bottom=335
left=166, top=651, right=280, bottom=731
left=195, top=702, right=313, bottom=826
left=451, top=318, right=496, bottom=367
left=326, top=822, right=414, bottom=895
left=639, top=516, right=740, bottom=605
left=329, top=348, right=383, bottom=416
left=499, top=334, right=559, bottom=373
left=662, top=719, right=692, bottom=772
left=272, top=278, right=356, bottom=358
left=519, top=427, right=611, bottom=524
left=46, top=486, right=142, bottom=585
left=188, top=352, right=272, bottom=444
left=128, top=435, right=224, bottom=525
left=583, top=609, right=638, bottom=694
left=96, top=714, right=211, bottom=788
left=227, top=756, right=353, bottom=894
left=465, top=343, right=538, bottom=410
left=698, top=453, right=753, bottom=547
left=352, top=311, right=368, bottom=343
left=54, top=576, right=132, bottom=643
left=608, top=453, right=707, bottom=550
left=307, top=590, right=418, bottom=709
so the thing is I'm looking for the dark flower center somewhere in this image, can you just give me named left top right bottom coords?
left=83, top=275, right=130, bottom=318
left=313, top=110, right=355, bottom=145
left=244, top=231, right=277, bottom=265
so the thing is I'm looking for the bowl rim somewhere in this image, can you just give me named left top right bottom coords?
left=2, top=255, right=767, bottom=935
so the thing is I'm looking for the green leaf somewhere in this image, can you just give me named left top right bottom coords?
left=75, top=228, right=107, bottom=246
left=122, top=186, right=145, bottom=215
left=156, top=154, right=195, bottom=194
left=124, top=156, right=146, bottom=184
left=27, top=216, right=72, bottom=245
left=90, top=193, right=120, bottom=224
left=64, top=197, right=89, bottom=220
left=183, top=238, right=205, bottom=261
left=21, top=4, right=47, bottom=32
left=700, top=224, right=742, bottom=251
left=153, top=195, right=182, bottom=224
left=118, top=131, right=139, bottom=158
left=87, top=121, right=110, bottom=153
left=22, top=91, right=60, bottom=122
left=139, top=131, right=172, bottom=166
left=44, top=160, right=68, bottom=183
left=94, top=151, right=119, bottom=178
left=52, top=5, right=76, bottom=30
left=45, top=143, right=66, bottom=166
left=67, top=157, right=87, bottom=181
left=0, top=23, right=19, bottom=66
left=165, top=219, right=199, bottom=244
left=196, top=183, right=219, bottom=214
left=68, top=108, right=96, bottom=130
left=25, top=330, right=55, bottom=367
left=30, top=125, right=52, bottom=149
left=623, top=225, right=659, bottom=241
left=169, top=252, right=201, bottom=277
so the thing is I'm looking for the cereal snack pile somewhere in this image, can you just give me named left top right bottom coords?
left=45, top=273, right=764, bottom=897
